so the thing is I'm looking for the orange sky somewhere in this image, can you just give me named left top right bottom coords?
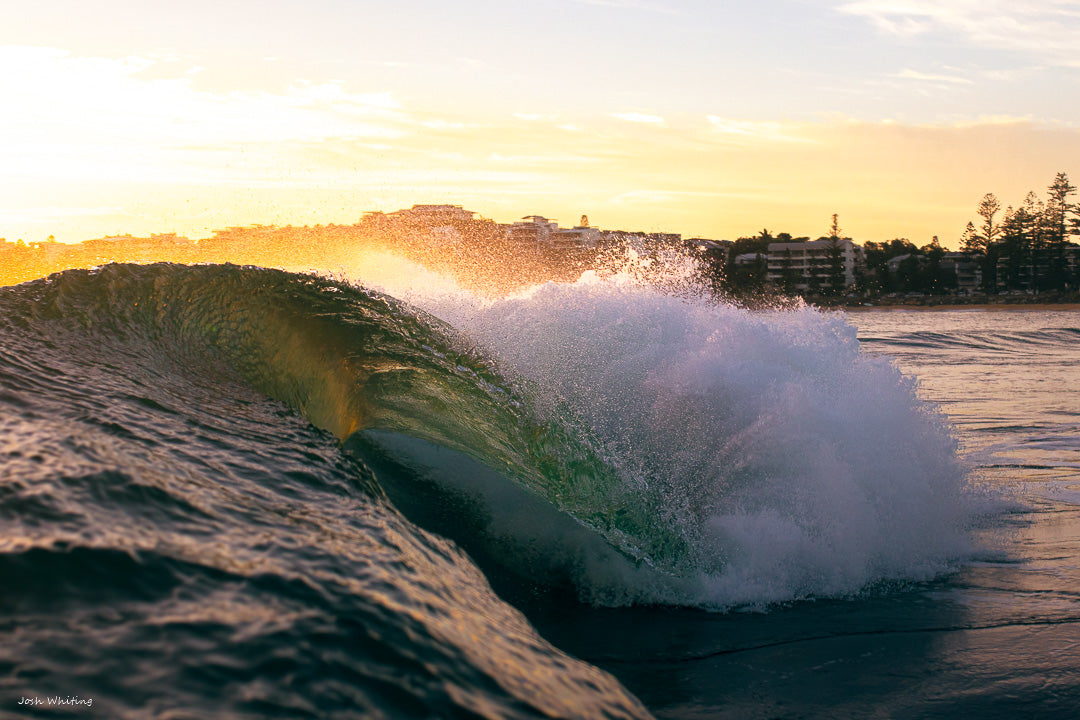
left=3, top=2, right=1080, bottom=248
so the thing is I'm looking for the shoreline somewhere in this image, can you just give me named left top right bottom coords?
left=832, top=292, right=1080, bottom=311
left=842, top=302, right=1080, bottom=312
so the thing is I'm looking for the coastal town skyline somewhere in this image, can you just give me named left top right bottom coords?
left=6, top=200, right=1077, bottom=305
left=3, top=2, right=1080, bottom=246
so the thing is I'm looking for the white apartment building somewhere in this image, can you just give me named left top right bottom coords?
left=549, top=225, right=600, bottom=250
left=507, top=216, right=599, bottom=250
left=766, top=239, right=863, bottom=290
left=507, top=215, right=558, bottom=247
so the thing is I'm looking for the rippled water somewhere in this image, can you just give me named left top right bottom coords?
left=856, top=309, right=1080, bottom=490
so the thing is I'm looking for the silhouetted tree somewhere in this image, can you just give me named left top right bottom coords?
left=975, top=193, right=1001, bottom=251
left=1046, top=173, right=1076, bottom=243
left=960, top=221, right=980, bottom=255
left=919, top=236, right=953, bottom=293
left=1045, top=172, right=1076, bottom=290
left=896, top=254, right=922, bottom=292
left=825, top=214, right=845, bottom=295
left=1022, top=191, right=1048, bottom=291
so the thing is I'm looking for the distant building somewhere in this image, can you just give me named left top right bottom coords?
left=733, top=252, right=764, bottom=266
left=885, top=253, right=913, bottom=274
left=766, top=238, right=863, bottom=290
left=390, top=204, right=477, bottom=224
left=683, top=238, right=729, bottom=254
left=360, top=211, right=390, bottom=229
left=992, top=244, right=1080, bottom=292
left=507, top=215, right=559, bottom=247
left=648, top=232, right=682, bottom=246
left=549, top=223, right=600, bottom=250
left=359, top=205, right=488, bottom=247
left=940, top=252, right=981, bottom=293
left=598, top=230, right=683, bottom=256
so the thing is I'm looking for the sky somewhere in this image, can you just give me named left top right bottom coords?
left=2, top=0, right=1080, bottom=248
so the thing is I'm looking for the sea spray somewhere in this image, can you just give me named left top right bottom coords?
left=371, top=261, right=979, bottom=608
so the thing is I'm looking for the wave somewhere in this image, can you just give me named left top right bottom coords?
left=399, top=268, right=981, bottom=606
left=3, top=262, right=980, bottom=609
left=0, top=262, right=653, bottom=718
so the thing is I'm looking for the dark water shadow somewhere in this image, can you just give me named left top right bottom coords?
left=522, top=501, right=1080, bottom=719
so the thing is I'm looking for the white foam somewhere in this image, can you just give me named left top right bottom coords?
left=339, top=256, right=981, bottom=608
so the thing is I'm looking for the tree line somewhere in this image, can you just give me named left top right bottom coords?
left=959, top=172, right=1079, bottom=293
left=697, top=217, right=956, bottom=300
left=699, top=172, right=1080, bottom=301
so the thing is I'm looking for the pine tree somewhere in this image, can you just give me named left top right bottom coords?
left=991, top=206, right=1022, bottom=291
left=976, top=192, right=1001, bottom=250
left=961, top=221, right=981, bottom=254
left=828, top=213, right=842, bottom=241
left=825, top=213, right=845, bottom=295
left=1023, top=191, right=1047, bottom=291
left=1045, top=172, right=1076, bottom=291
left=1046, top=172, right=1076, bottom=244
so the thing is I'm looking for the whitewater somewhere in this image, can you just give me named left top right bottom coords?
left=355, top=253, right=977, bottom=605
left=1, top=258, right=1077, bottom=718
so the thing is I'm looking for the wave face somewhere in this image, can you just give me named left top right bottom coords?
left=0, top=263, right=650, bottom=719
left=0, top=261, right=980, bottom=713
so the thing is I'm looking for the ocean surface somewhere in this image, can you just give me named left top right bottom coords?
left=1, top=261, right=1077, bottom=718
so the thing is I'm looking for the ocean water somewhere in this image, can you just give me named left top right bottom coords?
left=0, top=261, right=1077, bottom=718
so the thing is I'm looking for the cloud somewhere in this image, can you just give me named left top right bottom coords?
left=705, top=117, right=814, bottom=144
left=891, top=68, right=973, bottom=85
left=838, top=1, right=1080, bottom=65
left=941, top=114, right=1036, bottom=128
left=612, top=112, right=665, bottom=125
left=612, top=189, right=753, bottom=205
